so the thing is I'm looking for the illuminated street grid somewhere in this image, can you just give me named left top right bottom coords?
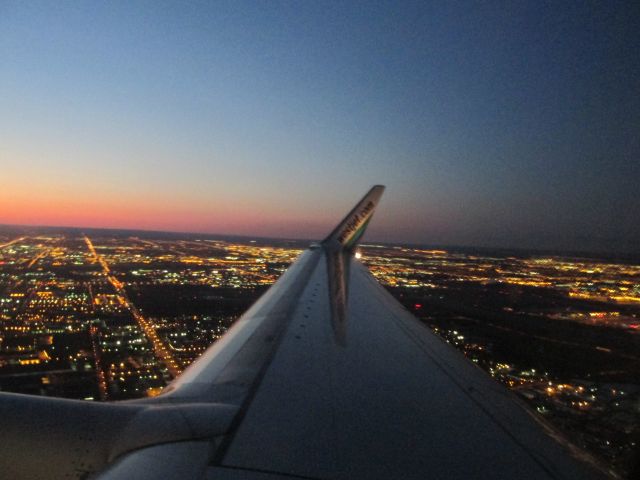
left=0, top=231, right=638, bottom=474
left=0, top=233, right=301, bottom=401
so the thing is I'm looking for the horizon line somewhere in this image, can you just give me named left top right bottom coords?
left=1, top=221, right=639, bottom=261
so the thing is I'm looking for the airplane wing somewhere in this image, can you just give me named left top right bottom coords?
left=0, top=186, right=607, bottom=479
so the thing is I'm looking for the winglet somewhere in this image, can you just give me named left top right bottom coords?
left=322, top=185, right=385, bottom=251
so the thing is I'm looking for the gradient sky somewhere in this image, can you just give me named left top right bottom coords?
left=1, top=1, right=639, bottom=252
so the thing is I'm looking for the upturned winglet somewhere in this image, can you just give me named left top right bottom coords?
left=322, top=185, right=385, bottom=251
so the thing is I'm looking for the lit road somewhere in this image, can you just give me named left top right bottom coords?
left=0, top=236, right=27, bottom=250
left=27, top=247, right=50, bottom=268
left=89, top=325, right=109, bottom=401
left=133, top=237, right=161, bottom=249
left=84, top=235, right=182, bottom=378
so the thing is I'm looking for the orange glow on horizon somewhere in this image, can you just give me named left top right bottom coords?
left=0, top=186, right=337, bottom=238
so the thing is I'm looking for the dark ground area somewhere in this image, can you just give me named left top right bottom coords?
left=388, top=283, right=640, bottom=478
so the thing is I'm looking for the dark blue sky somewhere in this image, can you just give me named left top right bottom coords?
left=1, top=1, right=639, bottom=252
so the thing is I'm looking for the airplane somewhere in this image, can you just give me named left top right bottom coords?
left=0, top=186, right=608, bottom=479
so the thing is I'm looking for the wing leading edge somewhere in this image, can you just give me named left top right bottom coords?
left=0, top=186, right=607, bottom=480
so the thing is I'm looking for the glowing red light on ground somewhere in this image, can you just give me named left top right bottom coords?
left=415, top=303, right=422, bottom=309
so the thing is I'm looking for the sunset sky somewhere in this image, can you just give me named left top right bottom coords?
left=2, top=1, right=639, bottom=252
